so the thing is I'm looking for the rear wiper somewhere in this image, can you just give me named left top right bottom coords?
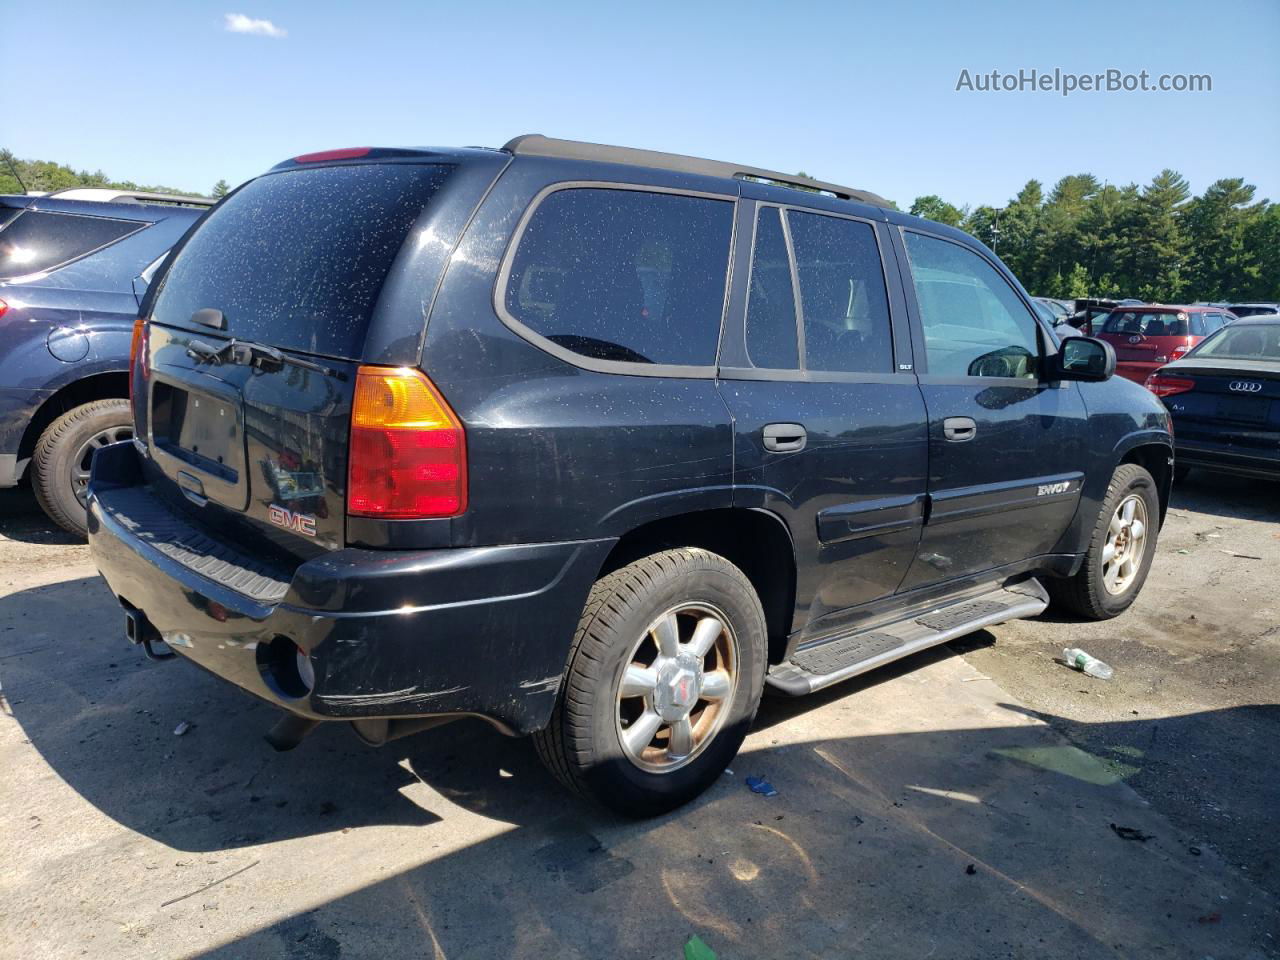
left=186, top=338, right=346, bottom=379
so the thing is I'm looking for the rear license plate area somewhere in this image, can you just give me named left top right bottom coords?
left=1215, top=396, right=1266, bottom=424
left=152, top=381, right=243, bottom=481
left=148, top=375, right=250, bottom=510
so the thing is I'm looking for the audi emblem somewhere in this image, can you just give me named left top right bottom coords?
left=1229, top=381, right=1262, bottom=393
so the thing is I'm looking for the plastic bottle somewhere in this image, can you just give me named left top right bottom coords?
left=1063, top=648, right=1114, bottom=680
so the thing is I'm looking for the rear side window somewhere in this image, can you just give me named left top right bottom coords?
left=0, top=210, right=141, bottom=280
left=151, top=164, right=450, bottom=359
left=787, top=211, right=892, bottom=374
left=503, top=187, right=733, bottom=367
left=745, top=207, right=799, bottom=369
left=1100, top=311, right=1189, bottom=336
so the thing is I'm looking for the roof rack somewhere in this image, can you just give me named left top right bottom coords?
left=502, top=134, right=891, bottom=208
left=46, top=187, right=215, bottom=207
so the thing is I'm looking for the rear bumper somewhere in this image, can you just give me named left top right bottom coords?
left=87, top=442, right=614, bottom=733
left=1176, top=438, right=1280, bottom=481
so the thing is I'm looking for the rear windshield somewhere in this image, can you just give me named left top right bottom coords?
left=151, top=163, right=450, bottom=359
left=0, top=210, right=142, bottom=280
left=1228, top=306, right=1276, bottom=318
left=1191, top=323, right=1280, bottom=361
left=1100, top=310, right=1189, bottom=337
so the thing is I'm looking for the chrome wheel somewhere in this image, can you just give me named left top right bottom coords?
left=71, top=424, right=132, bottom=507
left=1101, top=493, right=1148, bottom=595
left=615, top=602, right=739, bottom=773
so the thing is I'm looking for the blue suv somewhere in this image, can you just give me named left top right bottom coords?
left=0, top=189, right=212, bottom=534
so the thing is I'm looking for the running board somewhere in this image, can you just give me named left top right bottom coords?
left=766, top=579, right=1049, bottom=696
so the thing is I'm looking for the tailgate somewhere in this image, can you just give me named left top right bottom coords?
left=143, top=324, right=357, bottom=554
left=134, top=160, right=457, bottom=557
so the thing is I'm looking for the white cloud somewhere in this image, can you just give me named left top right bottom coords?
left=224, top=13, right=287, bottom=38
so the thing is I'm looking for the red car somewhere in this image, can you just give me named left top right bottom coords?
left=1096, top=305, right=1237, bottom=385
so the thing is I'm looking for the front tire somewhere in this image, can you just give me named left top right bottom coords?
left=31, top=399, right=133, bottom=538
left=533, top=548, right=767, bottom=817
left=1048, top=463, right=1160, bottom=620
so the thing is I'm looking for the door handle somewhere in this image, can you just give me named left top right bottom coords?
left=763, top=423, right=807, bottom=453
left=943, top=417, right=977, bottom=442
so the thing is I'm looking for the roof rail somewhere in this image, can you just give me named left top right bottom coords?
left=502, top=134, right=891, bottom=208
left=46, top=187, right=215, bottom=207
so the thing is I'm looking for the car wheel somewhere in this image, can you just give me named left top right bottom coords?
left=1047, top=463, right=1159, bottom=620
left=31, top=399, right=133, bottom=538
left=533, top=548, right=767, bottom=817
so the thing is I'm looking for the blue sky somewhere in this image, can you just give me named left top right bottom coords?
left=3, top=0, right=1278, bottom=208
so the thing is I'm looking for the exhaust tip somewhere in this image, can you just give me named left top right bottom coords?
left=264, top=714, right=320, bottom=752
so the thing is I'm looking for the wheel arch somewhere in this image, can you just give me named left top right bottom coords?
left=1117, top=439, right=1173, bottom=525
left=597, top=507, right=797, bottom=665
left=18, top=371, right=130, bottom=465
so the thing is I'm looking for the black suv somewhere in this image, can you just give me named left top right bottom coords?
left=87, top=136, right=1172, bottom=816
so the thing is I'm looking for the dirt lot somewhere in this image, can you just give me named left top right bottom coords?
left=1, top=475, right=1277, bottom=959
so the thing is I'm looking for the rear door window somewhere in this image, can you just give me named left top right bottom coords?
left=903, top=231, right=1040, bottom=379
left=502, top=187, right=734, bottom=368
left=151, top=163, right=451, bottom=359
left=0, top=210, right=142, bottom=279
left=744, top=207, right=799, bottom=369
left=787, top=211, right=892, bottom=374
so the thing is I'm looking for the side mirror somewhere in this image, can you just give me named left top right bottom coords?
left=1048, top=336, right=1115, bottom=382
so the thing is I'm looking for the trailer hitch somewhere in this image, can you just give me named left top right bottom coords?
left=123, top=606, right=175, bottom=661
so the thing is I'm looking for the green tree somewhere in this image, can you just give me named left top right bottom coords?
left=1181, top=178, right=1263, bottom=300
left=909, top=194, right=966, bottom=227
left=212, top=179, right=230, bottom=198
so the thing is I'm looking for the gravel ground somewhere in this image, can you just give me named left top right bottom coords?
left=1, top=473, right=1276, bottom=958
left=951, top=468, right=1280, bottom=898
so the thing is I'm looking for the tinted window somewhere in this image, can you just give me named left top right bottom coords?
left=904, top=231, right=1040, bottom=378
left=504, top=188, right=733, bottom=366
left=1100, top=310, right=1189, bottom=337
left=152, top=164, right=450, bottom=359
left=1189, top=313, right=1206, bottom=336
left=787, top=211, right=891, bottom=373
left=745, top=207, right=798, bottom=369
left=0, top=210, right=141, bottom=280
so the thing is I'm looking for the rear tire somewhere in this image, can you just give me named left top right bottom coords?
left=533, top=548, right=767, bottom=817
left=31, top=399, right=132, bottom=538
left=1047, top=463, right=1159, bottom=620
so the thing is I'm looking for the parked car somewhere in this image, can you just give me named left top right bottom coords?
left=1226, top=302, right=1280, bottom=319
left=86, top=136, right=1171, bottom=816
left=1034, top=297, right=1073, bottom=322
left=0, top=189, right=212, bottom=534
left=1095, top=304, right=1237, bottom=385
left=1146, top=315, right=1280, bottom=481
left=1067, top=298, right=1145, bottom=336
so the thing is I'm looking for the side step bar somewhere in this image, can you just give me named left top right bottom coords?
left=766, top=579, right=1049, bottom=696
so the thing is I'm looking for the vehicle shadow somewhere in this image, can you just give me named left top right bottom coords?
left=0, top=485, right=82, bottom=545
left=1172, top=469, right=1280, bottom=520
left=3, top=573, right=1279, bottom=958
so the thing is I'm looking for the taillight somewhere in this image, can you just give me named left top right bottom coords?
left=347, top=366, right=467, bottom=518
left=1170, top=340, right=1193, bottom=361
left=128, top=317, right=149, bottom=415
left=0, top=297, right=8, bottom=319
left=1145, top=372, right=1195, bottom=397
